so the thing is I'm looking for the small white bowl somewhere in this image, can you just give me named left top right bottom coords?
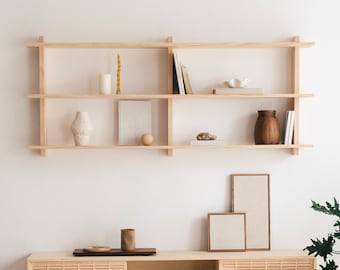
left=224, top=78, right=249, bottom=88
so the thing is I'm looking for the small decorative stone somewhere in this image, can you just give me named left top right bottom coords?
left=196, top=132, right=217, bottom=141
left=141, top=133, right=154, bottom=146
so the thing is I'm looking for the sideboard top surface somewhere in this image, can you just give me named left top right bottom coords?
left=28, top=250, right=312, bottom=262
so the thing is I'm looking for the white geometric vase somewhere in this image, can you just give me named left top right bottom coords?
left=71, top=112, right=93, bottom=146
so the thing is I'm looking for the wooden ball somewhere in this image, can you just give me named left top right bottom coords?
left=141, top=133, right=154, bottom=146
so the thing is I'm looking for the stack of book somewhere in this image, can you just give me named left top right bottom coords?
left=173, top=49, right=193, bottom=95
left=212, top=88, right=263, bottom=95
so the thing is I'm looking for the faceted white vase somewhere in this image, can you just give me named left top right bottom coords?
left=71, top=112, right=93, bottom=146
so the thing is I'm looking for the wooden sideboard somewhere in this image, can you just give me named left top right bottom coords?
left=27, top=250, right=315, bottom=270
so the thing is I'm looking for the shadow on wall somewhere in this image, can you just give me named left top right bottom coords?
left=26, top=45, right=40, bottom=147
left=189, top=216, right=208, bottom=250
left=3, top=255, right=27, bottom=270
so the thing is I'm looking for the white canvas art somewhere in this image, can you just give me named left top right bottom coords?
left=118, top=100, right=152, bottom=145
left=208, top=213, right=246, bottom=251
left=231, top=174, right=270, bottom=250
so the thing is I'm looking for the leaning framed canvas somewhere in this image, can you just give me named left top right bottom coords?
left=231, top=174, right=270, bottom=250
left=208, top=212, right=246, bottom=252
left=118, top=100, right=152, bottom=145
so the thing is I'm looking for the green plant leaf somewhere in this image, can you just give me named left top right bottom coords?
left=311, top=199, right=340, bottom=218
left=334, top=221, right=340, bottom=229
left=333, top=232, right=340, bottom=239
left=304, top=235, right=335, bottom=261
left=320, top=260, right=338, bottom=270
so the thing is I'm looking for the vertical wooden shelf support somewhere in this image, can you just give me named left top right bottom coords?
left=167, top=36, right=173, bottom=156
left=292, top=36, right=300, bottom=155
left=38, top=36, right=47, bottom=156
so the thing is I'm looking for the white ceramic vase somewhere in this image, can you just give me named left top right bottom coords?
left=71, top=112, right=93, bottom=146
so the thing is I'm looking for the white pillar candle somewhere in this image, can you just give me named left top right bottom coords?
left=99, top=74, right=111, bottom=94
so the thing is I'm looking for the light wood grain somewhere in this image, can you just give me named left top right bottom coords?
left=25, top=41, right=315, bottom=49
left=27, top=250, right=315, bottom=270
left=28, top=249, right=313, bottom=261
left=38, top=36, right=47, bottom=156
left=27, top=93, right=314, bottom=99
left=292, top=36, right=300, bottom=155
left=27, top=144, right=313, bottom=150
left=167, top=36, right=174, bottom=156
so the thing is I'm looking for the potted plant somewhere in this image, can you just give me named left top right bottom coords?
left=305, top=198, right=340, bottom=270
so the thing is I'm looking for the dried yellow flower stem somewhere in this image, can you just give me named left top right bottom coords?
left=116, top=54, right=121, bottom=94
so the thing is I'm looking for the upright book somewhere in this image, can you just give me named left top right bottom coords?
left=173, top=49, right=185, bottom=95
left=284, top=110, right=295, bottom=144
left=172, top=59, right=180, bottom=94
left=181, top=65, right=193, bottom=94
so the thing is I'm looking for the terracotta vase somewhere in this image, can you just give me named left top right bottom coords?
left=254, top=110, right=280, bottom=144
left=71, top=112, right=93, bottom=146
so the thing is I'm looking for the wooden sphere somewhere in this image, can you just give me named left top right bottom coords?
left=141, top=133, right=154, bottom=146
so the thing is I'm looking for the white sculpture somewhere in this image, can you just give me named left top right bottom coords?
left=71, top=112, right=93, bottom=146
left=224, top=78, right=249, bottom=88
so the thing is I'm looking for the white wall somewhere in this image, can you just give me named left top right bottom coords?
left=1, top=1, right=340, bottom=269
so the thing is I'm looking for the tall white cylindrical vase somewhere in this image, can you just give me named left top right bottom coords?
left=71, top=112, right=93, bottom=146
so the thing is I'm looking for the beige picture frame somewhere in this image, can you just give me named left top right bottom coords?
left=208, top=212, right=246, bottom=252
left=231, top=174, right=270, bottom=250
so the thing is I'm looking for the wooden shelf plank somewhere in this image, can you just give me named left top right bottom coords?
left=27, top=93, right=314, bottom=99
left=28, top=144, right=313, bottom=150
left=27, top=94, right=171, bottom=99
left=28, top=249, right=314, bottom=262
left=25, top=41, right=315, bottom=49
left=173, top=144, right=313, bottom=149
left=28, top=145, right=172, bottom=150
left=172, top=41, right=315, bottom=48
left=174, top=93, right=314, bottom=98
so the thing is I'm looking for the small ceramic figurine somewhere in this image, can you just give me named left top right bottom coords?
left=224, top=78, right=249, bottom=88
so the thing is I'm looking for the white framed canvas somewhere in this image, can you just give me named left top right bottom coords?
left=208, top=212, right=246, bottom=252
left=118, top=100, right=152, bottom=145
left=231, top=174, right=270, bottom=250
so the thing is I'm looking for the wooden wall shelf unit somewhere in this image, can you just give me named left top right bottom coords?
left=26, top=36, right=314, bottom=156
left=27, top=250, right=315, bottom=270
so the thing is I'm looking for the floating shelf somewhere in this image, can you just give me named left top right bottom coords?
left=26, top=35, right=314, bottom=156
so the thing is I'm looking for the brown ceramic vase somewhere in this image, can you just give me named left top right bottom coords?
left=254, top=110, right=280, bottom=144
left=121, top=229, right=135, bottom=251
